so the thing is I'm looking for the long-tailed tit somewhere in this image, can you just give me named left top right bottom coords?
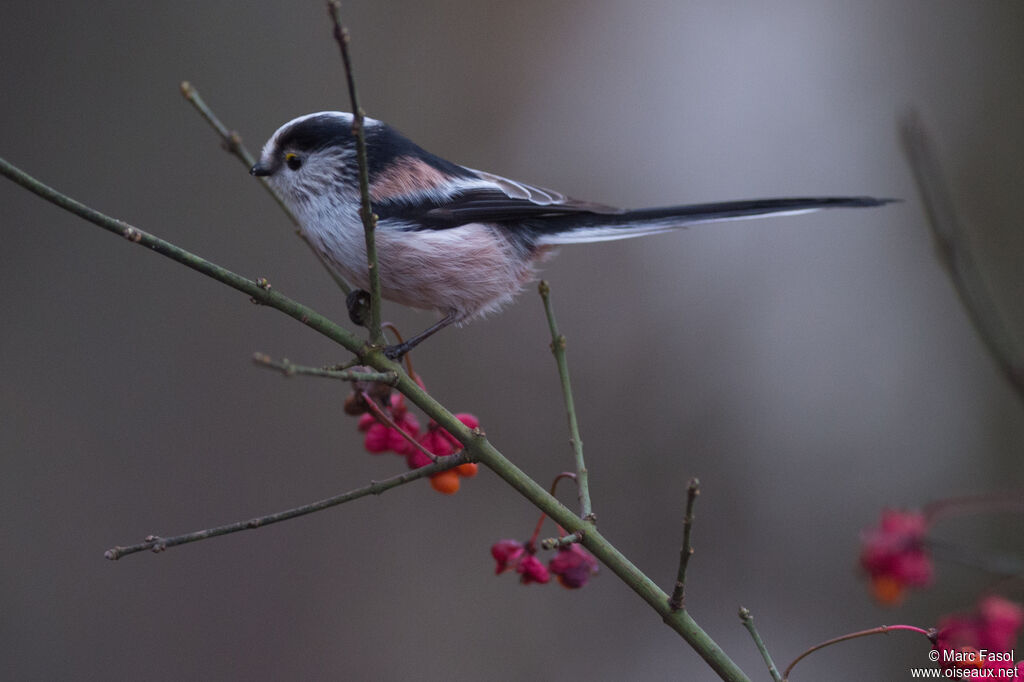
left=252, top=112, right=893, bottom=357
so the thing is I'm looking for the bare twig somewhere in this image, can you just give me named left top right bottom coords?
left=180, top=81, right=352, bottom=295
left=327, top=1, right=383, bottom=346
left=538, top=280, right=594, bottom=523
left=252, top=352, right=398, bottom=385
left=541, top=531, right=584, bottom=550
left=531, top=473, right=581, bottom=549
left=104, top=451, right=469, bottom=560
left=738, top=607, right=782, bottom=682
left=901, top=111, right=1024, bottom=406
left=782, top=624, right=935, bottom=680
left=669, top=478, right=700, bottom=611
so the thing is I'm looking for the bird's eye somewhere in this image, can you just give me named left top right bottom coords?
left=285, top=153, right=302, bottom=171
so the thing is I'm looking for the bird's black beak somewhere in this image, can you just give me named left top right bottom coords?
left=250, top=162, right=272, bottom=177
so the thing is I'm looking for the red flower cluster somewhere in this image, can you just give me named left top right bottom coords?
left=358, top=393, right=421, bottom=460
left=353, top=391, right=479, bottom=494
left=490, top=539, right=599, bottom=589
left=549, top=544, right=601, bottom=588
left=934, top=596, right=1024, bottom=675
left=492, top=540, right=549, bottom=584
left=859, top=509, right=933, bottom=605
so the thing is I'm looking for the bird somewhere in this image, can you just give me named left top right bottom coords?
left=251, top=111, right=893, bottom=358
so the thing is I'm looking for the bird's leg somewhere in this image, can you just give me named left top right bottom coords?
left=345, top=289, right=455, bottom=359
left=383, top=311, right=458, bottom=360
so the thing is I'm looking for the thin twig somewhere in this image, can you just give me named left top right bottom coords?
left=669, top=478, right=700, bottom=611
left=900, top=110, right=1024, bottom=406
left=325, top=357, right=366, bottom=372
left=528, top=472, right=579, bottom=549
left=104, top=452, right=469, bottom=559
left=541, top=531, right=584, bottom=550
left=738, top=607, right=782, bottom=682
left=538, top=280, right=594, bottom=523
left=179, top=81, right=352, bottom=295
left=252, top=352, right=398, bottom=385
left=327, top=1, right=383, bottom=346
left=782, top=624, right=934, bottom=681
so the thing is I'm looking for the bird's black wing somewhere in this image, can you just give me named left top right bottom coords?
left=372, top=162, right=895, bottom=239
left=373, top=167, right=624, bottom=230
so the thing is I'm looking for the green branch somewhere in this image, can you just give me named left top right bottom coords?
left=468, top=429, right=747, bottom=680
left=252, top=353, right=398, bottom=384
left=538, top=281, right=594, bottom=523
left=540, top=530, right=584, bottom=550
left=104, top=451, right=470, bottom=560
left=669, top=478, right=701, bottom=611
left=328, top=2, right=383, bottom=346
left=738, top=607, right=782, bottom=682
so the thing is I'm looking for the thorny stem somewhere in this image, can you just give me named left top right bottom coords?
left=538, top=280, right=594, bottom=524
left=782, top=625, right=935, bottom=681
left=738, top=607, right=782, bottom=682
left=104, top=451, right=470, bottom=559
left=669, top=478, right=701, bottom=611
left=900, top=111, right=1024, bottom=407
left=328, top=1, right=383, bottom=346
left=179, top=80, right=352, bottom=295
left=252, top=353, right=398, bottom=384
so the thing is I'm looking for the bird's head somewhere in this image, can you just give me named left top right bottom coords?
left=251, top=111, right=361, bottom=210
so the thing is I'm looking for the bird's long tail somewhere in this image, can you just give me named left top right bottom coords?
left=535, top=196, right=896, bottom=245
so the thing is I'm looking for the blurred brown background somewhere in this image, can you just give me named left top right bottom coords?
left=2, top=1, right=1023, bottom=680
